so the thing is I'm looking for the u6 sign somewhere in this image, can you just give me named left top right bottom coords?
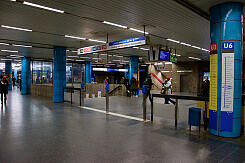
left=222, top=42, right=234, bottom=50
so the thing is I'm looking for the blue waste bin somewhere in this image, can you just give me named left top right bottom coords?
left=188, top=107, right=202, bottom=132
left=142, top=85, right=148, bottom=94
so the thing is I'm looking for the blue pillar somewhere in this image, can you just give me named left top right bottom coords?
left=5, top=60, right=12, bottom=90
left=124, top=64, right=129, bottom=78
left=129, top=56, right=139, bottom=83
left=21, top=57, right=31, bottom=95
left=85, top=61, right=91, bottom=83
left=210, top=2, right=243, bottom=137
left=53, top=46, right=66, bottom=103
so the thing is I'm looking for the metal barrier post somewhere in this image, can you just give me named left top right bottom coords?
left=79, top=89, right=81, bottom=106
left=175, top=99, right=178, bottom=128
left=204, top=101, right=208, bottom=131
left=106, top=91, right=109, bottom=113
left=151, top=97, right=153, bottom=121
left=81, top=90, right=85, bottom=107
left=143, top=94, right=147, bottom=121
left=70, top=88, right=72, bottom=104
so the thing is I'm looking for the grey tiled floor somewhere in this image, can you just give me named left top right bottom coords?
left=0, top=88, right=245, bottom=162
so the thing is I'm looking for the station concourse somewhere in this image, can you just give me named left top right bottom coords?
left=0, top=0, right=245, bottom=162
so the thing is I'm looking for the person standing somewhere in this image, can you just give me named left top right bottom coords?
left=1, top=76, right=9, bottom=104
left=12, top=76, right=16, bottom=87
left=130, top=77, right=137, bottom=97
left=104, top=76, right=110, bottom=84
left=202, top=76, right=210, bottom=97
left=144, top=74, right=153, bottom=101
left=164, top=77, right=175, bottom=104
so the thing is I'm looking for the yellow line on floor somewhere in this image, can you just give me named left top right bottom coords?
left=80, top=106, right=149, bottom=122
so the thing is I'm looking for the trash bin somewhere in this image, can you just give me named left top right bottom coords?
left=188, top=107, right=202, bottom=132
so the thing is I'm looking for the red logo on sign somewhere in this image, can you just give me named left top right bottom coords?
left=102, top=45, right=107, bottom=50
left=84, top=47, right=92, bottom=53
left=210, top=43, right=218, bottom=51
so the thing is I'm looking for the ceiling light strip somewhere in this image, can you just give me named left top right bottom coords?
left=1, top=25, right=32, bottom=32
left=102, top=21, right=127, bottom=29
left=23, top=1, right=64, bottom=13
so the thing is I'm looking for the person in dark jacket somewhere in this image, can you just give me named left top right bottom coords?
left=0, top=76, right=9, bottom=104
left=130, top=77, right=137, bottom=96
left=202, top=76, right=210, bottom=97
left=144, top=74, right=153, bottom=101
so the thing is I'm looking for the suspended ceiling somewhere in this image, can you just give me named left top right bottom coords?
left=0, top=0, right=244, bottom=64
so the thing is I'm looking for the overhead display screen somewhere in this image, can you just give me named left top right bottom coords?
left=159, top=50, right=170, bottom=61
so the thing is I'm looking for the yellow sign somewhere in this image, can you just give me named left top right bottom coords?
left=209, top=54, right=218, bottom=111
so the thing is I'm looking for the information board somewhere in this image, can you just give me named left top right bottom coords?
left=221, top=53, right=234, bottom=112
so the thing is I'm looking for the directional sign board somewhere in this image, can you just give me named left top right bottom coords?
left=78, top=36, right=148, bottom=55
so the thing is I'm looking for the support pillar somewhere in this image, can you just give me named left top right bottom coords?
left=209, top=2, right=243, bottom=137
left=5, top=60, right=12, bottom=90
left=124, top=64, right=129, bottom=78
left=21, top=57, right=31, bottom=95
left=53, top=46, right=66, bottom=103
left=85, top=61, right=91, bottom=83
left=129, top=56, right=139, bottom=83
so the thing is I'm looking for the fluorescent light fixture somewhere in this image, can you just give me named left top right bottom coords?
left=191, top=46, right=201, bottom=50
left=161, top=71, right=170, bottom=73
left=139, top=57, right=143, bottom=59
left=176, top=54, right=181, bottom=57
left=0, top=43, right=9, bottom=46
left=1, top=50, right=18, bottom=53
left=66, top=50, right=70, bottom=52
left=140, top=48, right=149, bottom=51
left=68, top=56, right=79, bottom=58
left=129, top=28, right=149, bottom=34
left=106, top=63, right=116, bottom=65
left=133, top=47, right=139, bottom=49
left=93, top=68, right=107, bottom=72
left=1, top=58, right=12, bottom=60
left=140, top=65, right=147, bottom=67
left=12, top=44, right=32, bottom=48
left=154, top=62, right=163, bottom=65
left=102, top=21, right=127, bottom=29
left=117, top=56, right=123, bottom=58
left=99, top=54, right=107, bottom=56
left=165, top=62, right=172, bottom=65
left=166, top=38, right=180, bottom=44
left=65, top=35, right=86, bottom=40
left=75, top=60, right=84, bottom=62
left=23, top=1, right=64, bottom=13
left=80, top=57, right=90, bottom=59
left=10, top=55, right=19, bottom=57
left=188, top=57, right=201, bottom=60
left=177, top=70, right=192, bottom=73
left=202, top=48, right=210, bottom=52
left=112, top=60, right=121, bottom=62
left=123, top=60, right=129, bottom=63
left=10, top=0, right=17, bottom=1
left=180, top=42, right=191, bottom=46
left=1, top=25, right=32, bottom=32
left=88, top=39, right=106, bottom=43
left=71, top=50, right=78, bottom=53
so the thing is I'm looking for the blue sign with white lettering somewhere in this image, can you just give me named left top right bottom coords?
left=109, top=36, right=145, bottom=46
left=222, top=42, right=234, bottom=50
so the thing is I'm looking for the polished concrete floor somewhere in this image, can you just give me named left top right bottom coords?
left=1, top=89, right=245, bottom=162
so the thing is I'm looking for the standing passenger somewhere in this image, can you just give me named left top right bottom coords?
left=1, top=76, right=8, bottom=104
left=164, top=77, right=175, bottom=104
left=202, top=76, right=210, bottom=97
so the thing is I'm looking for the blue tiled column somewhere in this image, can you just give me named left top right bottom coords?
left=53, top=46, right=66, bottom=103
left=85, top=61, right=91, bottom=83
left=129, top=56, right=139, bottom=83
left=14, top=69, right=18, bottom=79
left=210, top=2, right=243, bottom=137
left=124, top=64, right=129, bottom=78
left=21, top=57, right=31, bottom=95
left=5, top=60, right=12, bottom=90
